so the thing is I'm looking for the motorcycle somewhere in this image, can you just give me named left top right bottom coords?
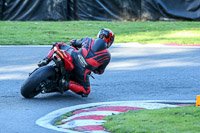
left=21, top=45, right=84, bottom=98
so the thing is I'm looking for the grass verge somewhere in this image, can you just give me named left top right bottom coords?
left=0, top=21, right=200, bottom=45
left=54, top=112, right=73, bottom=126
left=103, top=105, right=200, bottom=133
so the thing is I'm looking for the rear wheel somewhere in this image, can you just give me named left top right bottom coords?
left=21, top=66, right=56, bottom=98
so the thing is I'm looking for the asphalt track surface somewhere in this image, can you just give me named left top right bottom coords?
left=0, top=43, right=200, bottom=133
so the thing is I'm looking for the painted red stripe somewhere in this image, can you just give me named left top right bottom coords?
left=72, top=106, right=143, bottom=115
left=72, top=125, right=105, bottom=131
left=67, top=115, right=105, bottom=122
left=72, top=110, right=85, bottom=115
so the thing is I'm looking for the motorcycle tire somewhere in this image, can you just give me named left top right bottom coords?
left=21, top=66, right=56, bottom=98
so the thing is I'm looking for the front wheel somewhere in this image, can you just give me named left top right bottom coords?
left=21, top=66, right=56, bottom=98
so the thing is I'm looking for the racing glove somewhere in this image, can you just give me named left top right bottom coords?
left=70, top=39, right=84, bottom=49
left=38, top=57, right=51, bottom=67
left=70, top=39, right=76, bottom=46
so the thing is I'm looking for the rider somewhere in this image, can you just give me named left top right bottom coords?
left=38, top=28, right=115, bottom=97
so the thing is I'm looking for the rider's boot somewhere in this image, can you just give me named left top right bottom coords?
left=80, top=92, right=88, bottom=97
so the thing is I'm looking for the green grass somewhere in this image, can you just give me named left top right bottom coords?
left=54, top=112, right=73, bottom=126
left=0, top=21, right=200, bottom=45
left=103, top=105, right=200, bottom=133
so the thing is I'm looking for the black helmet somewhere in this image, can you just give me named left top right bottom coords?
left=97, top=28, right=115, bottom=48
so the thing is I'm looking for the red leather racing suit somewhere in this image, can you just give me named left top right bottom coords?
left=46, top=37, right=111, bottom=96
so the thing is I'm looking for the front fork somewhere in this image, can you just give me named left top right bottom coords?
left=37, top=49, right=71, bottom=94
left=51, top=53, right=71, bottom=94
left=40, top=79, right=58, bottom=94
left=34, top=66, right=59, bottom=93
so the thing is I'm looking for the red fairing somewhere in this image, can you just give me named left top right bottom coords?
left=46, top=49, right=54, bottom=59
left=61, top=50, right=74, bottom=71
left=54, top=43, right=74, bottom=71
left=56, top=42, right=66, bottom=46
left=69, top=81, right=90, bottom=94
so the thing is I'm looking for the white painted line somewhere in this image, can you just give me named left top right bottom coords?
left=57, top=119, right=106, bottom=128
left=0, top=73, right=28, bottom=80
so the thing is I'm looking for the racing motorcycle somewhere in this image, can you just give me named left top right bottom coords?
left=21, top=45, right=86, bottom=98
